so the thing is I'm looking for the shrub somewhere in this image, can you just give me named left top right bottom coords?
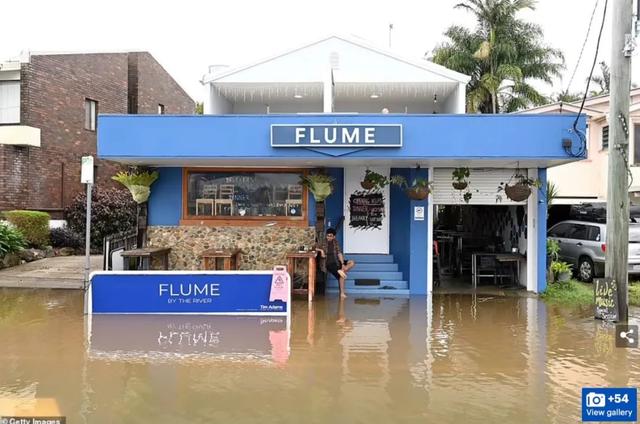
left=0, top=222, right=26, bottom=256
left=65, top=187, right=137, bottom=252
left=3, top=210, right=50, bottom=248
left=50, top=227, right=83, bottom=249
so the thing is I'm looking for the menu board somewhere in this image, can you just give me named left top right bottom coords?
left=349, top=191, right=385, bottom=230
left=594, top=278, right=619, bottom=321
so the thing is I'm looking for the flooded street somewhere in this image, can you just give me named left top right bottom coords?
left=1, top=289, right=639, bottom=423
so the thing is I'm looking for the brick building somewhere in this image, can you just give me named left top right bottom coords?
left=0, top=52, right=194, bottom=219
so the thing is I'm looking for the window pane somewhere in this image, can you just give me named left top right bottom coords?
left=549, top=223, right=569, bottom=238
left=85, top=99, right=97, bottom=130
left=602, top=125, right=609, bottom=149
left=567, top=224, right=587, bottom=240
left=187, top=172, right=304, bottom=218
left=586, top=226, right=601, bottom=241
left=0, top=81, right=20, bottom=124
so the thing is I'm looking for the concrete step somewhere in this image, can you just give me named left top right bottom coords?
left=327, top=279, right=409, bottom=290
left=0, top=277, right=83, bottom=289
left=349, top=263, right=398, bottom=272
left=344, top=254, right=394, bottom=263
left=326, top=287, right=410, bottom=296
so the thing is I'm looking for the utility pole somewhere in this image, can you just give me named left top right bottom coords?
left=606, top=0, right=633, bottom=321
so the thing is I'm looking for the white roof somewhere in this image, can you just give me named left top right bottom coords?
left=202, top=34, right=470, bottom=85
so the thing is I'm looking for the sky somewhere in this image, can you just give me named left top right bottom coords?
left=1, top=0, right=637, bottom=103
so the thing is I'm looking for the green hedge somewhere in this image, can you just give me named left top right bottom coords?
left=0, top=222, right=26, bottom=256
left=3, top=210, right=50, bottom=248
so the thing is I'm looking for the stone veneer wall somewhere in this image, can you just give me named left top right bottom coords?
left=147, top=226, right=316, bottom=270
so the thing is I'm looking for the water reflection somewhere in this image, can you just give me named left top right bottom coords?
left=89, top=315, right=290, bottom=364
left=1, top=288, right=640, bottom=423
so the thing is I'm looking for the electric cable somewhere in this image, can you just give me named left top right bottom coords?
left=569, top=0, right=608, bottom=158
left=565, top=0, right=600, bottom=94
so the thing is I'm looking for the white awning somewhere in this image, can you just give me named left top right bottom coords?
left=0, top=125, right=40, bottom=147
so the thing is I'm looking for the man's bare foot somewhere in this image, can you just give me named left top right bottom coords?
left=340, top=292, right=347, bottom=299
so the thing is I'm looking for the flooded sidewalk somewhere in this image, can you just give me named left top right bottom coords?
left=0, top=255, right=102, bottom=289
left=0, top=289, right=639, bottom=423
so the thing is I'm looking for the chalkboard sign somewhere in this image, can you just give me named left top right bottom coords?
left=349, top=191, right=385, bottom=230
left=594, top=278, right=619, bottom=321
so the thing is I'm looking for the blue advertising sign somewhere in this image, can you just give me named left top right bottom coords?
left=270, top=124, right=402, bottom=147
left=89, top=271, right=288, bottom=315
left=582, top=388, right=637, bottom=422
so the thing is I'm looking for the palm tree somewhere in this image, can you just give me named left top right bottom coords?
left=553, top=89, right=583, bottom=103
left=588, top=61, right=610, bottom=96
left=432, top=0, right=564, bottom=113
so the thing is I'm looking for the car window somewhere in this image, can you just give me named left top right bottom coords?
left=549, top=223, right=570, bottom=238
left=586, top=226, right=601, bottom=242
left=566, top=224, right=588, bottom=240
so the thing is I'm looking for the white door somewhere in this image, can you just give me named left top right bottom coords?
left=343, top=166, right=390, bottom=254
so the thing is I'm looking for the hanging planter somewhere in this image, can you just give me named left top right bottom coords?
left=451, top=167, right=470, bottom=191
left=361, top=169, right=387, bottom=190
left=452, top=181, right=468, bottom=190
left=504, top=183, right=532, bottom=202
left=112, top=170, right=159, bottom=204
left=392, top=174, right=432, bottom=200
left=497, top=167, right=542, bottom=202
left=406, top=185, right=431, bottom=200
left=300, top=173, right=334, bottom=202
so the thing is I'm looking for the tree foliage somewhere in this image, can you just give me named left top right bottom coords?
left=432, top=0, right=564, bottom=113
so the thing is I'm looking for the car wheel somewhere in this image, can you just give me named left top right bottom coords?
left=578, top=257, right=594, bottom=283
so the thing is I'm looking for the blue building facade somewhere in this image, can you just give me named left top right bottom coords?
left=98, top=113, right=585, bottom=295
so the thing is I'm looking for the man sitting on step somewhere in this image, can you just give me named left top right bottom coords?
left=316, top=228, right=355, bottom=298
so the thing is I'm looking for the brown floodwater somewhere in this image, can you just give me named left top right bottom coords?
left=0, top=289, right=639, bottom=423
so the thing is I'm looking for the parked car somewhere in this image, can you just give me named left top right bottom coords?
left=547, top=220, right=640, bottom=282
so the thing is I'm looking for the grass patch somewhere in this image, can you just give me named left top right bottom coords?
left=629, top=283, right=640, bottom=307
left=540, top=280, right=594, bottom=306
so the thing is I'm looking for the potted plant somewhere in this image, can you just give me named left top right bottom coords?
left=392, top=175, right=433, bottom=200
left=550, top=260, right=572, bottom=283
left=361, top=169, right=388, bottom=190
left=112, top=169, right=159, bottom=248
left=497, top=171, right=542, bottom=202
left=112, top=170, right=159, bottom=204
left=452, top=167, right=470, bottom=190
left=300, top=173, right=334, bottom=202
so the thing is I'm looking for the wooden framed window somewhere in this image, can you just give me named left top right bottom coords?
left=181, top=168, right=308, bottom=227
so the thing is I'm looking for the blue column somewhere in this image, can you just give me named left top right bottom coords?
left=409, top=167, right=429, bottom=295
left=537, top=168, right=548, bottom=292
left=307, top=193, right=316, bottom=226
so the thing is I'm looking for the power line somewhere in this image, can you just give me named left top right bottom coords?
left=568, top=0, right=608, bottom=158
left=565, top=0, right=600, bottom=93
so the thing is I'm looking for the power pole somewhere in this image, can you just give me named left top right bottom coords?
left=606, top=0, right=633, bottom=321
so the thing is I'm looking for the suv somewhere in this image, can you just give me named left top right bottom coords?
left=547, top=220, right=640, bottom=282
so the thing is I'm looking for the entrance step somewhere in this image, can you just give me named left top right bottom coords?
left=344, top=254, right=394, bottom=263
left=348, top=262, right=398, bottom=272
left=326, top=287, right=410, bottom=296
left=327, top=279, right=408, bottom=290
left=328, top=270, right=403, bottom=280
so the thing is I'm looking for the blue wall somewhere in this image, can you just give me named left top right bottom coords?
left=390, top=168, right=411, bottom=283
left=538, top=168, right=548, bottom=292
left=408, top=167, right=429, bottom=294
left=99, top=114, right=586, bottom=162
left=324, top=168, right=345, bottom=249
left=148, top=168, right=182, bottom=226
